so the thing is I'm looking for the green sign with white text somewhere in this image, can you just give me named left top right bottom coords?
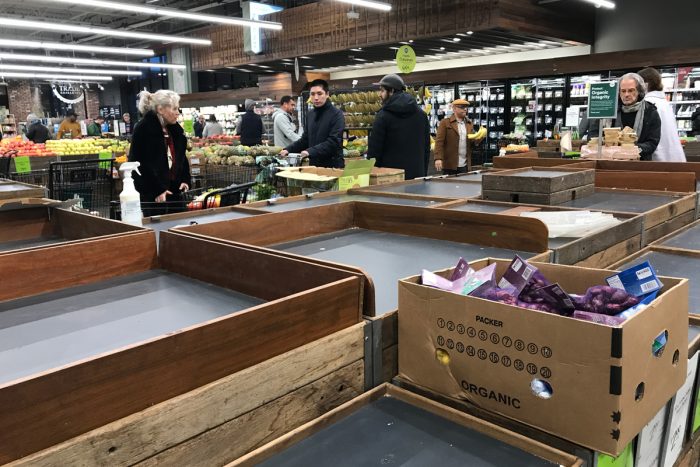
left=588, top=81, right=619, bottom=119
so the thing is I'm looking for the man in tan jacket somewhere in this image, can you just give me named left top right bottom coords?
left=434, top=99, right=482, bottom=174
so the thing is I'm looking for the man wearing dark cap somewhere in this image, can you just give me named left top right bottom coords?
left=57, top=109, right=82, bottom=139
left=367, top=74, right=430, bottom=179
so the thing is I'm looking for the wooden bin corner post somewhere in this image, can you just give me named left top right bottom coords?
left=10, top=323, right=368, bottom=467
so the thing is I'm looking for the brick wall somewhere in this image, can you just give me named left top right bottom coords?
left=85, top=89, right=100, bottom=119
left=7, top=81, right=31, bottom=120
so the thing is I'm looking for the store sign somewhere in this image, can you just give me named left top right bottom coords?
left=52, top=83, right=84, bottom=105
left=587, top=81, right=619, bottom=119
left=396, top=45, right=416, bottom=74
left=243, top=1, right=283, bottom=55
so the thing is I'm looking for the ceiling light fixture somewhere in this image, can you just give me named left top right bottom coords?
left=452, top=37, right=461, bottom=42
left=0, top=17, right=211, bottom=45
left=0, top=38, right=153, bottom=56
left=47, top=0, right=283, bottom=30
left=0, top=71, right=111, bottom=81
left=440, top=46, right=445, bottom=50
left=0, top=52, right=186, bottom=69
left=409, top=39, right=413, bottom=43
left=580, top=0, right=615, bottom=8
left=335, top=0, right=391, bottom=12
left=0, top=64, right=141, bottom=75
left=467, top=31, right=474, bottom=35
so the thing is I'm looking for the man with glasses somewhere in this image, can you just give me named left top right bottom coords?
left=434, top=99, right=482, bottom=174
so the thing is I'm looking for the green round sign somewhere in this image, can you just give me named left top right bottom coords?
left=396, top=45, right=416, bottom=74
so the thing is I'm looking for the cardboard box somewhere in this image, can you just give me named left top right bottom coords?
left=634, top=402, right=670, bottom=467
left=661, top=352, right=699, bottom=467
left=398, top=259, right=688, bottom=456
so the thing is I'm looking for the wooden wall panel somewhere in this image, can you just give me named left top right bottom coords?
left=192, top=0, right=501, bottom=71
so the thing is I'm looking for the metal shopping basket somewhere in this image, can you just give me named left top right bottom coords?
left=48, top=159, right=115, bottom=218
left=203, top=164, right=260, bottom=190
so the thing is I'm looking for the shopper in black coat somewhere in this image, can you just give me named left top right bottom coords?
left=589, top=73, right=661, bottom=160
left=281, top=79, right=345, bottom=168
left=368, top=74, right=430, bottom=179
left=237, top=99, right=264, bottom=146
left=129, top=90, right=191, bottom=215
left=691, top=107, right=700, bottom=137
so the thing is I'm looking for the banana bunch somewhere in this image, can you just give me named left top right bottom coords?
left=468, top=126, right=487, bottom=140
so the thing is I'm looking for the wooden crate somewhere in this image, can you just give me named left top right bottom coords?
left=0, top=180, right=46, bottom=200
left=370, top=167, right=405, bottom=185
left=0, top=202, right=150, bottom=258
left=174, top=202, right=551, bottom=385
left=493, top=157, right=593, bottom=170
left=435, top=199, right=644, bottom=268
left=483, top=184, right=595, bottom=205
left=0, top=231, right=364, bottom=463
left=230, top=384, right=584, bottom=467
left=595, top=170, right=696, bottom=192
left=11, top=323, right=367, bottom=467
left=482, top=167, right=596, bottom=194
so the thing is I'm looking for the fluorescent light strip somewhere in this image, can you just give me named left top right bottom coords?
left=0, top=17, right=211, bottom=45
left=0, top=52, right=186, bottom=69
left=48, top=0, right=283, bottom=30
left=0, top=71, right=111, bottom=80
left=0, top=64, right=141, bottom=76
left=0, top=38, right=153, bottom=56
left=335, top=0, right=392, bottom=11
left=581, top=0, right=615, bottom=8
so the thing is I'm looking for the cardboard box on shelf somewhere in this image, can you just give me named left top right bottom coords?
left=398, top=259, right=688, bottom=456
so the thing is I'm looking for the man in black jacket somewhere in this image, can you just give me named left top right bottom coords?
left=691, top=107, right=700, bottom=137
left=236, top=99, right=263, bottom=146
left=281, top=79, right=344, bottom=168
left=589, top=73, right=661, bottom=160
left=368, top=74, right=430, bottom=179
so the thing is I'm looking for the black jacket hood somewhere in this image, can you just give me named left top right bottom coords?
left=383, top=92, right=419, bottom=118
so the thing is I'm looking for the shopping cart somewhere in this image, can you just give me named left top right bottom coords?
left=48, top=159, right=115, bottom=217
left=255, top=154, right=310, bottom=200
left=203, top=164, right=260, bottom=190
left=110, top=182, right=256, bottom=220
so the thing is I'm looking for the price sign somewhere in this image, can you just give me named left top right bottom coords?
left=98, top=151, right=113, bottom=170
left=396, top=45, right=416, bottom=74
left=14, top=156, right=31, bottom=174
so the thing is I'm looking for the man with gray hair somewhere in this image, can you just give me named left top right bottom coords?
left=236, top=99, right=263, bottom=146
left=591, top=73, right=661, bottom=160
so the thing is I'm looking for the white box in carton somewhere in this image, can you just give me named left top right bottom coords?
left=634, top=402, right=669, bottom=467
left=398, top=259, right=689, bottom=456
left=661, top=352, right=699, bottom=467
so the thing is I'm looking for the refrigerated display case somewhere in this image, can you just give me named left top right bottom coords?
left=536, top=77, right=566, bottom=139
left=509, top=79, right=536, bottom=145
left=663, top=67, right=700, bottom=135
left=458, top=81, right=505, bottom=164
left=425, top=85, right=455, bottom=135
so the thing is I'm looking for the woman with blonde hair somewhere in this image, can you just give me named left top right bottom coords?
left=128, top=89, right=191, bottom=215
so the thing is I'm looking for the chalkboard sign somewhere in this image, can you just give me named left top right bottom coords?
left=100, top=105, right=122, bottom=120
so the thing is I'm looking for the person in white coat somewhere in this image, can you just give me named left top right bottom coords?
left=638, top=68, right=686, bottom=162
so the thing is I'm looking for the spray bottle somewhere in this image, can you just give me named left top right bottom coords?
left=119, top=162, right=143, bottom=227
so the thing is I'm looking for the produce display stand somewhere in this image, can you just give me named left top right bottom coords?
left=350, top=178, right=482, bottom=200
left=0, top=179, right=47, bottom=199
left=435, top=199, right=643, bottom=268
left=594, top=170, right=696, bottom=193
left=230, top=384, right=583, bottom=467
left=141, top=204, right=265, bottom=246
left=556, top=188, right=697, bottom=246
left=12, top=323, right=368, bottom=467
left=9, top=153, right=100, bottom=172
left=0, top=231, right=364, bottom=464
left=651, top=218, right=700, bottom=253
left=174, top=202, right=550, bottom=386
left=481, top=167, right=596, bottom=205
left=0, top=199, right=148, bottom=255
left=238, top=190, right=455, bottom=214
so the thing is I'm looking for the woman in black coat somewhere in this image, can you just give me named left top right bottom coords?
left=129, top=90, right=191, bottom=216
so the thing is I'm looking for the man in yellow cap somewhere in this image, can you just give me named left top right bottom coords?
left=434, top=98, right=483, bottom=174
